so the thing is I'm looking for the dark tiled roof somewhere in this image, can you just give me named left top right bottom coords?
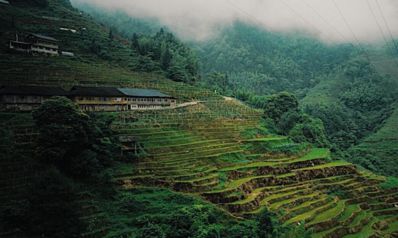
left=0, top=86, right=175, bottom=99
left=28, top=33, right=58, bottom=42
left=118, top=88, right=174, bottom=98
left=0, top=86, right=67, bottom=96
left=69, top=86, right=125, bottom=97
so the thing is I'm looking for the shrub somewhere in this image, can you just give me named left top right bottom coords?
left=139, top=223, right=167, bottom=238
left=25, top=168, right=83, bottom=237
left=264, top=92, right=299, bottom=121
left=380, top=177, right=398, bottom=190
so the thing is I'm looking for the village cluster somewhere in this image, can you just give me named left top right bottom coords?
left=3, top=30, right=177, bottom=112
left=0, top=85, right=176, bottom=112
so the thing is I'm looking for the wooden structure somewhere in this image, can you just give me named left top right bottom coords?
left=0, top=86, right=67, bottom=111
left=118, top=88, right=177, bottom=110
left=9, top=33, right=59, bottom=56
left=0, top=85, right=176, bottom=112
left=69, top=86, right=128, bottom=112
left=69, top=86, right=176, bottom=111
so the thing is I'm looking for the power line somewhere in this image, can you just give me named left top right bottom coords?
left=278, top=0, right=322, bottom=35
left=374, top=0, right=398, bottom=56
left=365, top=0, right=398, bottom=67
left=301, top=0, right=347, bottom=42
left=331, top=0, right=371, bottom=61
left=366, top=0, right=388, bottom=43
left=300, top=0, right=374, bottom=61
left=225, top=0, right=271, bottom=56
left=331, top=0, right=361, bottom=45
left=227, top=0, right=324, bottom=36
left=225, top=0, right=265, bottom=28
left=227, top=0, right=398, bottom=67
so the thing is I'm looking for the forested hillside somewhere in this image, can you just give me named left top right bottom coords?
left=75, top=6, right=398, bottom=177
left=196, top=23, right=356, bottom=97
left=0, top=0, right=198, bottom=84
left=349, top=105, right=398, bottom=176
left=195, top=23, right=398, bottom=177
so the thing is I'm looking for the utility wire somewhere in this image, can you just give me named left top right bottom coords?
left=366, top=0, right=389, bottom=44
left=331, top=0, right=372, bottom=61
left=374, top=0, right=398, bottom=56
left=365, top=0, right=398, bottom=67
left=226, top=0, right=266, bottom=28
left=302, top=0, right=347, bottom=42
left=228, top=0, right=323, bottom=36
left=226, top=0, right=396, bottom=66
left=279, top=0, right=322, bottom=35
left=225, top=0, right=277, bottom=57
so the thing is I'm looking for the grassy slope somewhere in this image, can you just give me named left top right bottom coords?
left=301, top=77, right=342, bottom=107
left=302, top=52, right=398, bottom=176
left=352, top=53, right=398, bottom=176
left=350, top=104, right=398, bottom=176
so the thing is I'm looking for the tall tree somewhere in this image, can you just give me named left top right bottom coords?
left=108, top=28, right=114, bottom=41
left=160, top=45, right=172, bottom=70
left=131, top=33, right=139, bottom=50
left=263, top=92, right=299, bottom=121
left=32, top=97, right=114, bottom=177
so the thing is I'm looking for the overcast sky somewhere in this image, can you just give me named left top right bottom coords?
left=71, top=0, right=398, bottom=43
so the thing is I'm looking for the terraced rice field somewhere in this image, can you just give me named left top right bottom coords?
left=113, top=99, right=398, bottom=238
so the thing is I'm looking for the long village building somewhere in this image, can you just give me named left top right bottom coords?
left=0, top=86, right=176, bottom=112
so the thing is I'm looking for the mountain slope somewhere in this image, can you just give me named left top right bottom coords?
left=349, top=104, right=398, bottom=176
left=0, top=0, right=199, bottom=87
left=196, top=22, right=356, bottom=96
left=111, top=98, right=398, bottom=238
left=1, top=1, right=398, bottom=237
left=195, top=22, right=398, bottom=177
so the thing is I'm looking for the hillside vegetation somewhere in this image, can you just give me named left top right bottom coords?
left=349, top=104, right=398, bottom=176
left=108, top=98, right=398, bottom=238
left=194, top=22, right=398, bottom=177
left=1, top=0, right=398, bottom=238
left=0, top=0, right=199, bottom=85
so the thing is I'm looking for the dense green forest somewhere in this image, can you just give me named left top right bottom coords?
left=68, top=2, right=199, bottom=83
left=195, top=23, right=398, bottom=176
left=197, top=23, right=356, bottom=97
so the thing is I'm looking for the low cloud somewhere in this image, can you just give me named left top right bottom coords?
left=71, top=0, right=398, bottom=43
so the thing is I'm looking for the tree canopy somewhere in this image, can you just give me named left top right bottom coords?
left=33, top=96, right=116, bottom=178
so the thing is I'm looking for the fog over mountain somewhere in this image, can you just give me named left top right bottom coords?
left=70, top=0, right=398, bottom=43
